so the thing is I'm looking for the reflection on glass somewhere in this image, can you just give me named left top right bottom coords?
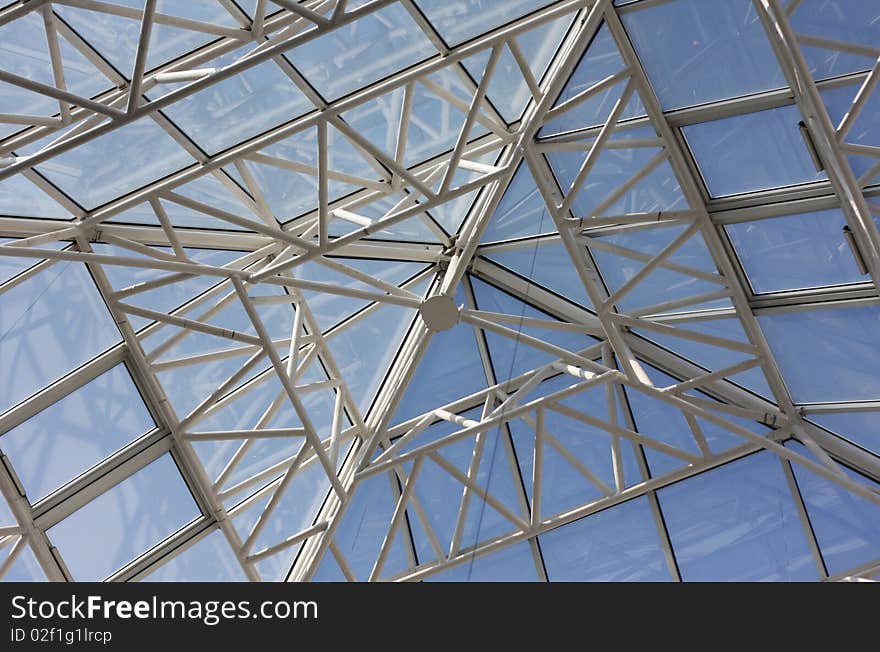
left=35, top=118, right=195, bottom=209
left=659, top=452, right=816, bottom=581
left=463, top=12, right=574, bottom=122
left=1, top=364, right=154, bottom=501
left=0, top=175, right=70, bottom=219
left=47, top=455, right=200, bottom=580
left=327, top=279, right=427, bottom=414
left=0, top=261, right=121, bottom=414
left=0, top=10, right=114, bottom=139
left=54, top=1, right=239, bottom=76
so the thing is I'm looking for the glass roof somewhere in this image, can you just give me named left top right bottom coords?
left=0, top=0, right=878, bottom=583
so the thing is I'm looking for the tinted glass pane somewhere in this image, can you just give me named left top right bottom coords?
left=808, top=411, right=880, bottom=457
left=790, top=0, right=880, bottom=80
left=787, top=442, right=880, bottom=576
left=659, top=452, right=816, bottom=581
left=157, top=49, right=313, bottom=155
left=425, top=542, right=539, bottom=581
left=293, top=4, right=437, bottom=100
left=726, top=209, right=867, bottom=293
left=414, top=0, right=552, bottom=46
left=144, top=530, right=248, bottom=582
left=0, top=261, right=120, bottom=414
left=683, top=105, right=827, bottom=197
left=48, top=455, right=200, bottom=580
left=758, top=304, right=880, bottom=403
left=540, top=497, right=672, bottom=581
left=35, top=118, right=195, bottom=209
left=623, top=0, right=785, bottom=109
left=1, top=364, right=154, bottom=501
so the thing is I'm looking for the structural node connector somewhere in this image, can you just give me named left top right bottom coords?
left=419, top=295, right=460, bottom=332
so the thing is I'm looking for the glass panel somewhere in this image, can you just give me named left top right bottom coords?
left=658, top=451, right=817, bottom=581
left=314, top=471, right=410, bottom=581
left=1, top=541, right=47, bottom=582
left=484, top=240, right=593, bottom=309
left=238, top=125, right=378, bottom=222
left=789, top=0, right=880, bottom=80
left=143, top=529, right=247, bottom=582
left=326, top=278, right=428, bottom=414
left=0, top=238, right=65, bottom=283
left=0, top=261, right=121, bottom=414
left=470, top=275, right=593, bottom=378
left=397, top=408, right=527, bottom=559
left=296, top=257, right=429, bottom=332
left=53, top=1, right=238, bottom=75
left=480, top=162, right=551, bottom=243
left=587, top=221, right=725, bottom=314
left=546, top=146, right=686, bottom=220
left=787, top=441, right=880, bottom=576
left=463, top=12, right=574, bottom=122
left=820, top=82, right=880, bottom=180
left=35, top=117, right=195, bottom=209
left=622, top=0, right=786, bottom=110
left=391, top=287, right=487, bottom=425
left=1, top=364, right=154, bottom=501
left=0, top=174, right=70, bottom=219
left=808, top=411, right=880, bottom=457
left=93, top=244, right=242, bottom=331
left=758, top=304, right=880, bottom=403
left=292, top=3, right=437, bottom=101
left=414, top=0, right=553, bottom=46
left=540, top=497, right=672, bottom=581
left=509, top=375, right=643, bottom=517
left=341, top=65, right=477, bottom=170
left=0, top=10, right=114, bottom=139
left=156, top=47, right=313, bottom=155
left=726, top=209, right=867, bottom=293
left=540, top=23, right=645, bottom=136
left=47, top=455, right=200, bottom=580
left=108, top=177, right=254, bottom=231
left=683, top=105, right=827, bottom=197
left=633, top=317, right=773, bottom=399
left=424, top=542, right=539, bottom=581
left=247, top=443, right=353, bottom=582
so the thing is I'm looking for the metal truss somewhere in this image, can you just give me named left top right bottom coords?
left=0, top=0, right=878, bottom=582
